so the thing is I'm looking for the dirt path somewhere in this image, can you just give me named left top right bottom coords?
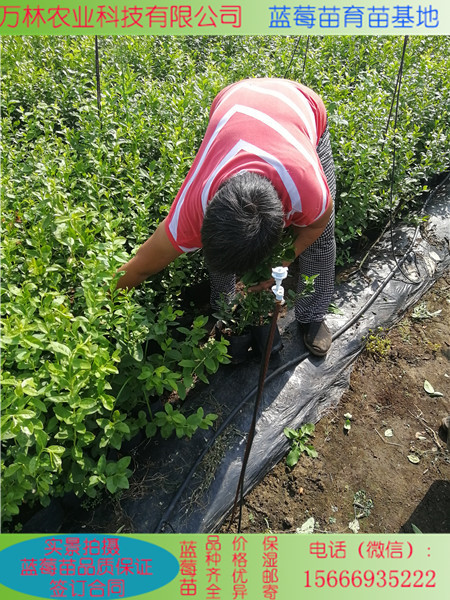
left=226, top=272, right=450, bottom=535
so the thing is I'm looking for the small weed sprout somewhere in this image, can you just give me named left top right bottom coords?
left=353, top=490, right=374, bottom=519
left=364, top=327, right=391, bottom=359
left=328, top=302, right=344, bottom=315
left=411, top=302, right=441, bottom=321
left=426, top=341, right=442, bottom=353
left=284, top=423, right=318, bottom=467
left=343, top=412, right=353, bottom=433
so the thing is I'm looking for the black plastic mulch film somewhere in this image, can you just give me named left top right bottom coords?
left=110, top=180, right=449, bottom=534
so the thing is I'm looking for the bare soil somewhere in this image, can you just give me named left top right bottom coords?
left=225, top=272, right=450, bottom=535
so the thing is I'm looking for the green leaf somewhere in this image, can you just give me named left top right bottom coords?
left=106, top=477, right=117, bottom=494
left=177, top=327, right=191, bottom=336
left=21, top=383, right=39, bottom=397
left=183, top=374, right=194, bottom=390
left=177, top=382, right=187, bottom=400
left=166, top=378, right=179, bottom=392
left=187, top=413, right=201, bottom=427
left=286, top=446, right=301, bottom=467
left=301, top=423, right=315, bottom=435
left=100, top=394, right=115, bottom=411
left=197, top=372, right=209, bottom=384
left=306, top=446, right=318, bottom=458
left=53, top=404, right=72, bottom=420
left=16, top=409, right=36, bottom=420
left=106, top=462, right=117, bottom=477
left=179, top=359, right=196, bottom=368
left=114, top=422, right=130, bottom=434
left=88, top=475, right=102, bottom=487
left=137, top=366, right=154, bottom=381
left=145, top=422, right=157, bottom=438
left=117, top=456, right=131, bottom=470
left=408, top=454, right=420, bottom=464
left=423, top=380, right=443, bottom=397
left=132, top=344, right=143, bottom=362
left=71, top=463, right=85, bottom=484
left=47, top=445, right=65, bottom=456
left=49, top=341, right=72, bottom=357
left=71, top=359, right=91, bottom=370
left=22, top=335, right=45, bottom=349
left=205, top=358, right=217, bottom=373
left=78, top=398, right=98, bottom=411
left=193, top=315, right=208, bottom=328
left=165, top=349, right=182, bottom=361
left=160, top=423, right=173, bottom=439
left=172, top=413, right=186, bottom=426
left=283, top=427, right=297, bottom=440
left=115, top=475, right=130, bottom=490
left=175, top=427, right=185, bottom=439
left=97, top=454, right=106, bottom=474
left=154, top=412, right=167, bottom=426
left=35, top=429, right=49, bottom=451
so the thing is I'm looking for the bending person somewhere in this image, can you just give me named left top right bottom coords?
left=116, top=78, right=337, bottom=357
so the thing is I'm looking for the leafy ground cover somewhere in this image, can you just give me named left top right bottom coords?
left=1, top=35, right=449, bottom=529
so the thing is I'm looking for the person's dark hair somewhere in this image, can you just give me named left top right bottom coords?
left=201, top=171, right=284, bottom=274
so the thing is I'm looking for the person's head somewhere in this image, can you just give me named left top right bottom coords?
left=201, top=171, right=284, bottom=275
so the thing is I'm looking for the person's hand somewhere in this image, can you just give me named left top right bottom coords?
left=115, top=218, right=182, bottom=290
left=247, top=278, right=274, bottom=293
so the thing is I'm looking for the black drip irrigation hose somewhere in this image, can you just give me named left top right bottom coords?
left=283, top=37, right=300, bottom=79
left=227, top=301, right=283, bottom=533
left=154, top=171, right=450, bottom=534
left=95, top=36, right=102, bottom=128
left=383, top=36, right=423, bottom=287
left=301, top=36, right=310, bottom=81
left=382, top=36, right=409, bottom=152
left=283, top=36, right=310, bottom=81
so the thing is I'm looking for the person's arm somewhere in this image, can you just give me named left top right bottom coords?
left=115, top=217, right=183, bottom=290
left=248, top=201, right=333, bottom=292
left=290, top=199, right=333, bottom=259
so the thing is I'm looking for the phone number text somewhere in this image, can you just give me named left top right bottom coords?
left=305, top=570, right=436, bottom=588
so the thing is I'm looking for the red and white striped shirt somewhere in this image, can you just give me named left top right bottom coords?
left=165, top=78, right=331, bottom=252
